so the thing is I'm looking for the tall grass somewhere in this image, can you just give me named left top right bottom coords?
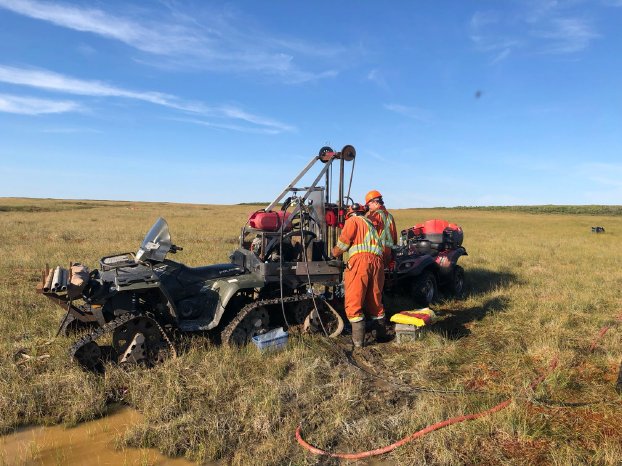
left=0, top=198, right=620, bottom=465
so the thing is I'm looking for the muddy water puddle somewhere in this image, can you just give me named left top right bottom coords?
left=0, top=405, right=196, bottom=466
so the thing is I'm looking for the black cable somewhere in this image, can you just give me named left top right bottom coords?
left=56, top=298, right=73, bottom=337
left=310, top=337, right=622, bottom=406
left=345, top=156, right=355, bottom=204
left=279, top=205, right=290, bottom=329
left=339, top=342, right=501, bottom=396
left=298, top=202, right=330, bottom=337
left=328, top=162, right=333, bottom=205
left=527, top=396, right=618, bottom=408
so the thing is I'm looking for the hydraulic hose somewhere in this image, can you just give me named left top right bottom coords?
left=298, top=307, right=622, bottom=460
left=296, top=357, right=559, bottom=460
left=296, top=399, right=512, bottom=460
left=589, top=312, right=622, bottom=351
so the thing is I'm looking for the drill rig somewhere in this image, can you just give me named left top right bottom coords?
left=223, top=144, right=357, bottom=345
left=37, top=145, right=358, bottom=369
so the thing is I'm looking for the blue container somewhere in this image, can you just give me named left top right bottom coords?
left=252, top=327, right=289, bottom=351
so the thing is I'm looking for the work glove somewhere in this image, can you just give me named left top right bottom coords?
left=327, top=259, right=345, bottom=270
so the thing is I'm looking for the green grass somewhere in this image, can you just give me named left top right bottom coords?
left=0, top=198, right=621, bottom=465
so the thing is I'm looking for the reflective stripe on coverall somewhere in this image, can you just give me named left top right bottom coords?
left=369, top=207, right=397, bottom=267
left=333, top=215, right=384, bottom=323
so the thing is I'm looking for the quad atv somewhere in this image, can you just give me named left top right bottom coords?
left=38, top=145, right=357, bottom=370
left=385, top=219, right=467, bottom=306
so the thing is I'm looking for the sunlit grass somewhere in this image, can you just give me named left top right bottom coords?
left=0, top=198, right=621, bottom=465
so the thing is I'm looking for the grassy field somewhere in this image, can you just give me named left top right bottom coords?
left=0, top=198, right=621, bottom=465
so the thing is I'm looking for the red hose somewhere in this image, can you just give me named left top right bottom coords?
left=296, top=358, right=558, bottom=460
left=297, top=309, right=622, bottom=460
left=529, top=357, right=559, bottom=390
left=296, top=399, right=511, bottom=460
left=589, top=313, right=622, bottom=352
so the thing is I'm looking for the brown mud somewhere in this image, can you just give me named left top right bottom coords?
left=0, top=405, right=196, bottom=466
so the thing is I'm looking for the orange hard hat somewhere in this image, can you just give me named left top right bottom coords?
left=346, top=203, right=366, bottom=218
left=365, top=190, right=382, bottom=205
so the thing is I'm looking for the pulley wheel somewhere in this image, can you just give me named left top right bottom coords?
left=340, top=145, right=356, bottom=161
left=318, top=146, right=335, bottom=163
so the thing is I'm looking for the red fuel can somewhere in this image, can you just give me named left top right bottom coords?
left=248, top=210, right=292, bottom=232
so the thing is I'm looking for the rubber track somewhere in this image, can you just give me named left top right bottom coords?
left=69, top=313, right=176, bottom=364
left=221, top=294, right=317, bottom=346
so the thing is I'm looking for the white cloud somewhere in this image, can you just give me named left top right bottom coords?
left=0, top=0, right=207, bottom=55
left=470, top=4, right=600, bottom=60
left=41, top=126, right=102, bottom=133
left=0, top=65, right=295, bottom=132
left=470, top=11, right=500, bottom=31
left=0, top=93, right=81, bottom=114
left=367, top=150, right=390, bottom=163
left=469, top=11, right=522, bottom=64
left=578, top=162, right=622, bottom=188
left=171, top=117, right=285, bottom=135
left=532, top=18, right=600, bottom=54
left=573, top=162, right=622, bottom=204
left=367, top=69, right=389, bottom=90
left=523, top=0, right=562, bottom=23
left=490, top=48, right=512, bottom=64
left=0, top=65, right=169, bottom=102
left=0, top=0, right=344, bottom=82
left=384, top=103, right=432, bottom=123
left=76, top=43, right=96, bottom=56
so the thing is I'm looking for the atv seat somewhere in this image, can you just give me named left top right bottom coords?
left=178, top=263, right=244, bottom=282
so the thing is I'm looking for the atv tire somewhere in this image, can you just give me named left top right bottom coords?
left=448, top=265, right=465, bottom=297
left=412, top=270, right=437, bottom=306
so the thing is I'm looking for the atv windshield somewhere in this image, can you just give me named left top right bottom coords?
left=135, top=217, right=172, bottom=262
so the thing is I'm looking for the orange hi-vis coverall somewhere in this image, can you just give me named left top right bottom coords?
left=332, top=215, right=385, bottom=323
left=369, top=207, right=397, bottom=267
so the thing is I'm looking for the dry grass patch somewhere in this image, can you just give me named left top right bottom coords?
left=0, top=198, right=621, bottom=465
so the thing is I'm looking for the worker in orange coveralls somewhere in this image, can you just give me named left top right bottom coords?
left=331, top=203, right=386, bottom=348
left=365, top=190, right=396, bottom=343
left=365, top=190, right=397, bottom=269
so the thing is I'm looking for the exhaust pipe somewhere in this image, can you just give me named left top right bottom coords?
left=51, top=266, right=62, bottom=292
left=60, top=268, right=68, bottom=291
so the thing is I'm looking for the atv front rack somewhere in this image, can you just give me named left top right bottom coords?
left=37, top=264, right=102, bottom=325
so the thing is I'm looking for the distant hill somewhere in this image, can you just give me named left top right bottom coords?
left=447, top=205, right=622, bottom=216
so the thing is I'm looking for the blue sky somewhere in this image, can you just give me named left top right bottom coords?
left=0, top=0, right=621, bottom=207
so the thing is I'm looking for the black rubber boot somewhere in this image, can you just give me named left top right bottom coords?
left=374, top=317, right=390, bottom=343
left=351, top=321, right=366, bottom=348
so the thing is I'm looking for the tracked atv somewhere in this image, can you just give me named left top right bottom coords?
left=38, top=145, right=359, bottom=370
